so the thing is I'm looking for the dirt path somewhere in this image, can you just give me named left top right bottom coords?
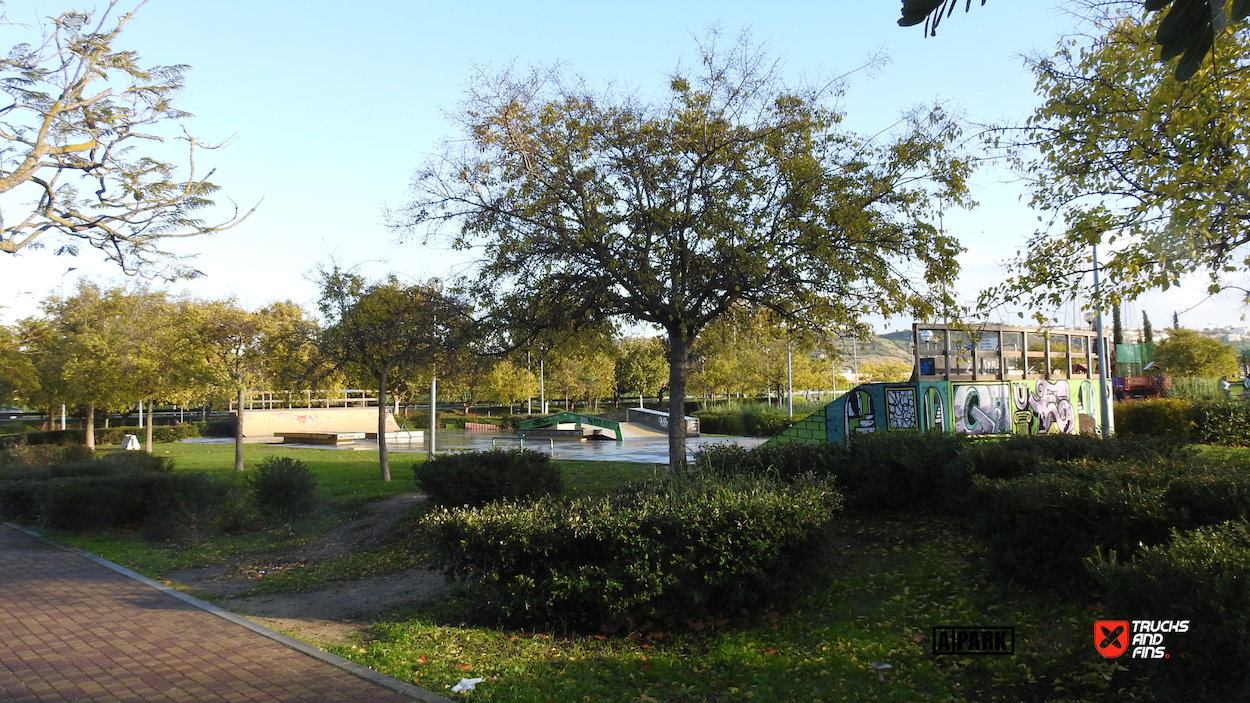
left=164, top=493, right=446, bottom=644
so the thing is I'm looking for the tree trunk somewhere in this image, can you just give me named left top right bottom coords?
left=85, top=402, right=96, bottom=450
left=145, top=398, right=154, bottom=453
left=378, top=365, right=392, bottom=482
left=234, top=386, right=245, bottom=472
left=666, top=329, right=690, bottom=473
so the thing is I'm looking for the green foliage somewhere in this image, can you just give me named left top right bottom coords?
left=414, top=449, right=562, bottom=508
left=399, top=34, right=972, bottom=468
left=1089, top=520, right=1250, bottom=701
left=1168, top=375, right=1227, bottom=400
left=248, top=456, right=319, bottom=524
left=614, top=337, right=667, bottom=399
left=969, top=469, right=1172, bottom=582
left=0, top=448, right=228, bottom=536
left=971, top=456, right=1250, bottom=582
left=1155, top=330, right=1238, bottom=377
left=695, top=403, right=805, bottom=437
left=1114, top=398, right=1196, bottom=439
left=0, top=444, right=95, bottom=467
left=697, top=431, right=967, bottom=511
left=1191, top=399, right=1250, bottom=446
left=421, top=474, right=840, bottom=630
left=0, top=4, right=251, bottom=273
left=994, top=8, right=1250, bottom=311
left=10, top=423, right=202, bottom=447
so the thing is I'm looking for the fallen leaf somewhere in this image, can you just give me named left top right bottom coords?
left=911, top=632, right=928, bottom=643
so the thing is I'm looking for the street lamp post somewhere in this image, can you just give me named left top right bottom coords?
left=1092, top=246, right=1111, bottom=439
left=427, top=278, right=443, bottom=459
left=59, top=267, right=77, bottom=431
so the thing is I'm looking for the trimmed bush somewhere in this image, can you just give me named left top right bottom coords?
left=1088, top=520, right=1250, bottom=701
left=695, top=412, right=744, bottom=436
left=969, top=468, right=1173, bottom=581
left=422, top=474, right=841, bottom=630
left=1, top=444, right=95, bottom=468
left=415, top=449, right=562, bottom=508
left=248, top=456, right=318, bottom=524
left=1191, top=399, right=1250, bottom=447
left=696, top=431, right=967, bottom=512
left=1114, top=398, right=1195, bottom=440
left=970, top=456, right=1250, bottom=582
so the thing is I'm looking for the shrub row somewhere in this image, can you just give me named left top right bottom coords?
left=415, top=449, right=562, bottom=507
left=421, top=474, right=840, bottom=630
left=0, top=451, right=318, bottom=538
left=969, top=456, right=1250, bottom=581
left=6, top=423, right=205, bottom=447
left=693, top=431, right=1182, bottom=513
left=1089, top=520, right=1250, bottom=701
left=0, top=470, right=228, bottom=534
left=695, top=407, right=793, bottom=437
left=1116, top=398, right=1250, bottom=446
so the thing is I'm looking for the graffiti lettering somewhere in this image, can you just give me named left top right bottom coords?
left=1016, top=380, right=1075, bottom=435
left=953, top=384, right=1012, bottom=435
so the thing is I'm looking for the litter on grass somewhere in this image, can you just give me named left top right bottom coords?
left=451, top=677, right=486, bottom=693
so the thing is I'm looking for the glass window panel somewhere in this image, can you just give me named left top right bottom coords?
left=917, top=328, right=946, bottom=352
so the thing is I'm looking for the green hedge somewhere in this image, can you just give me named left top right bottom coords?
left=1088, top=520, right=1250, bottom=701
left=9, top=423, right=203, bottom=447
left=1117, top=398, right=1250, bottom=447
left=697, top=432, right=1189, bottom=515
left=422, top=474, right=840, bottom=630
left=1114, top=398, right=1196, bottom=440
left=415, top=449, right=563, bottom=508
left=969, top=457, right=1250, bottom=581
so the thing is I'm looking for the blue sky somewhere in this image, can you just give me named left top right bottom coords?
left=0, top=0, right=1236, bottom=332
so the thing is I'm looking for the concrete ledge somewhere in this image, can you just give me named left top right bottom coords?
left=276, top=431, right=366, bottom=445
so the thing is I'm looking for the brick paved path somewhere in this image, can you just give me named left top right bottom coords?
left=0, top=524, right=444, bottom=702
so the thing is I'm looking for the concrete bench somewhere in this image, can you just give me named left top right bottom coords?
left=275, top=432, right=366, bottom=446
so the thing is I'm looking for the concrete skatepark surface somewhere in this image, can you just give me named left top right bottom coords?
left=186, top=427, right=767, bottom=463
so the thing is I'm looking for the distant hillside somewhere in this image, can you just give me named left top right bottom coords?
left=831, top=332, right=913, bottom=366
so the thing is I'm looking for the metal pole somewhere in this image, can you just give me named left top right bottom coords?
left=540, top=357, right=546, bottom=414
left=60, top=404, right=66, bottom=431
left=428, top=375, right=437, bottom=458
left=786, top=341, right=794, bottom=418
left=527, top=350, right=532, bottom=415
left=1093, top=245, right=1111, bottom=438
left=138, top=401, right=144, bottom=429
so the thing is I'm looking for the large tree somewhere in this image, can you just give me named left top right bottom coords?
left=898, top=0, right=1250, bottom=80
left=1154, top=328, right=1238, bottom=375
left=0, top=1, right=254, bottom=277
left=614, top=337, right=667, bottom=405
left=37, top=282, right=177, bottom=448
left=392, top=34, right=972, bottom=467
left=988, top=7, right=1250, bottom=313
left=318, top=270, right=468, bottom=482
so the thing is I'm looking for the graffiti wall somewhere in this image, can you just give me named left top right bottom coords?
left=824, top=379, right=1111, bottom=444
